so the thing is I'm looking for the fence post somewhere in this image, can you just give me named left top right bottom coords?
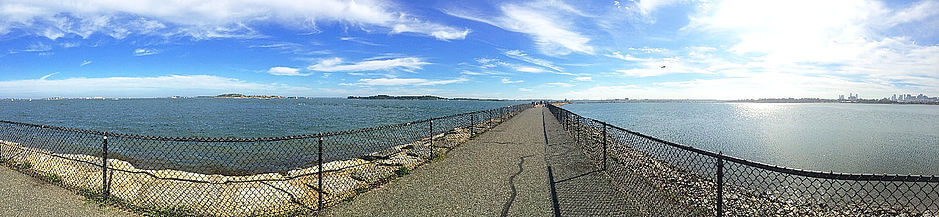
left=470, top=114, right=475, bottom=136
left=602, top=122, right=608, bottom=171
left=716, top=152, right=724, bottom=217
left=488, top=110, right=493, bottom=128
left=318, top=137, right=324, bottom=211
left=101, top=136, right=109, bottom=200
left=429, top=120, right=434, bottom=160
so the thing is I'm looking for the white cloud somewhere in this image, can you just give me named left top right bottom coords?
left=307, top=57, right=429, bottom=72
left=0, top=0, right=469, bottom=40
left=0, top=75, right=312, bottom=98
left=635, top=0, right=686, bottom=15
left=504, top=50, right=564, bottom=72
left=39, top=72, right=59, bottom=80
left=515, top=66, right=547, bottom=73
left=460, top=70, right=507, bottom=76
left=546, top=82, right=573, bottom=87
left=267, top=66, right=310, bottom=76
left=629, top=47, right=668, bottom=53
left=573, top=76, right=592, bottom=81
left=475, top=58, right=497, bottom=64
left=678, top=0, right=939, bottom=95
left=339, top=37, right=384, bottom=46
left=343, top=77, right=469, bottom=86
left=501, top=78, right=524, bottom=83
left=605, top=51, right=647, bottom=61
left=446, top=0, right=594, bottom=55
left=23, top=42, right=52, bottom=52
left=133, top=48, right=159, bottom=56
left=518, top=87, right=534, bottom=92
left=80, top=60, right=92, bottom=66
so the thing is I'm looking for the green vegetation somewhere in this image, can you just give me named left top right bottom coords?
left=45, top=173, right=62, bottom=183
left=395, top=167, right=411, bottom=177
left=16, top=162, right=31, bottom=170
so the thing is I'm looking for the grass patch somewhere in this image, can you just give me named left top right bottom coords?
left=395, top=167, right=410, bottom=177
left=16, top=162, right=31, bottom=170
left=45, top=173, right=62, bottom=183
left=354, top=186, right=369, bottom=194
left=432, top=153, right=447, bottom=162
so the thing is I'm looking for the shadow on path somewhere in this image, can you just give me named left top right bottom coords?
left=541, top=109, right=640, bottom=216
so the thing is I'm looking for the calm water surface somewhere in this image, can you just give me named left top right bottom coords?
left=564, top=103, right=939, bottom=175
left=0, top=98, right=521, bottom=138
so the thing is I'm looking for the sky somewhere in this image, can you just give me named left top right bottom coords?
left=0, top=0, right=937, bottom=100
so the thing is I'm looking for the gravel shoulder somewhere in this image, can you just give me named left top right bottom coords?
left=0, top=166, right=137, bottom=217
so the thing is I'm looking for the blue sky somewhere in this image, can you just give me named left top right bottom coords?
left=0, top=0, right=937, bottom=99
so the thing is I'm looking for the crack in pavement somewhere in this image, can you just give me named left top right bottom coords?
left=501, top=155, right=533, bottom=217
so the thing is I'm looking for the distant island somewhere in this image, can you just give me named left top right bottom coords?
left=348, top=95, right=504, bottom=101
left=215, top=94, right=285, bottom=99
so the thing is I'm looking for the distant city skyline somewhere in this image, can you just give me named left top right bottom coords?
left=0, top=0, right=937, bottom=100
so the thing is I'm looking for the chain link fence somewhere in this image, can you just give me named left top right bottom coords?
left=0, top=103, right=533, bottom=216
left=546, top=103, right=939, bottom=216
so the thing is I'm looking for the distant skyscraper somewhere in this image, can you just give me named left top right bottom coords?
left=839, top=95, right=845, bottom=100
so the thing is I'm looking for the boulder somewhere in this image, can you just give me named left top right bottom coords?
left=271, top=175, right=321, bottom=208
left=286, top=159, right=368, bottom=177
left=359, top=148, right=401, bottom=161
left=406, top=145, right=435, bottom=160
left=109, top=169, right=155, bottom=203
left=152, top=169, right=226, bottom=183
left=350, top=164, right=397, bottom=184
left=225, top=172, right=284, bottom=182
left=314, top=174, right=362, bottom=195
left=29, top=154, right=103, bottom=190
left=378, top=154, right=422, bottom=169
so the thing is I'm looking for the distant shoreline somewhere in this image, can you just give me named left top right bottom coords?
left=347, top=95, right=506, bottom=101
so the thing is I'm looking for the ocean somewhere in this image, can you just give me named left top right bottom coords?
left=563, top=102, right=939, bottom=175
left=0, top=98, right=521, bottom=138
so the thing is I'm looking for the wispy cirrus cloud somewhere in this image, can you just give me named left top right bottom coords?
left=504, top=50, right=563, bottom=72
left=339, top=37, right=384, bottom=46
left=0, top=0, right=469, bottom=40
left=267, top=66, right=310, bottom=76
left=501, top=78, right=523, bottom=83
left=133, top=48, right=159, bottom=56
left=573, top=76, right=592, bottom=81
left=307, top=57, right=429, bottom=72
left=446, top=0, right=594, bottom=55
left=80, top=60, right=92, bottom=66
left=545, top=82, right=573, bottom=87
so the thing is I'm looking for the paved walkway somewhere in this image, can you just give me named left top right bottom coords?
left=323, top=107, right=554, bottom=217
left=324, top=107, right=638, bottom=216
left=0, top=166, right=136, bottom=217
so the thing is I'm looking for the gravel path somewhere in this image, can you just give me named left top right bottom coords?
left=0, top=166, right=136, bottom=217
left=322, top=107, right=554, bottom=217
